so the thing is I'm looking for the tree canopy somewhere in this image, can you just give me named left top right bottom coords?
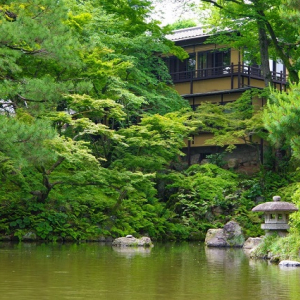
left=264, top=76, right=300, bottom=159
left=0, top=0, right=195, bottom=240
left=1, top=0, right=299, bottom=242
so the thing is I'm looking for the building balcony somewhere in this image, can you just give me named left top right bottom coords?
left=170, top=63, right=287, bottom=95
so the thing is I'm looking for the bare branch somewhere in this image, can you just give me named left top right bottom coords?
left=200, top=0, right=257, bottom=19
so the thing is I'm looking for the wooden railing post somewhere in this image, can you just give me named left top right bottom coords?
left=238, top=62, right=241, bottom=88
left=190, top=70, right=193, bottom=94
left=230, top=63, right=234, bottom=89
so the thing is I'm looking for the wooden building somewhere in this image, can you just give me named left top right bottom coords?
left=166, top=27, right=287, bottom=167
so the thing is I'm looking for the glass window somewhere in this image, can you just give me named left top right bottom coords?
left=198, top=52, right=207, bottom=69
left=270, top=59, right=284, bottom=73
left=167, top=49, right=231, bottom=80
left=197, top=50, right=231, bottom=74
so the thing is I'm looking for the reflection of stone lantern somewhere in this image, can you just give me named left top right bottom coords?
left=252, top=196, right=298, bottom=237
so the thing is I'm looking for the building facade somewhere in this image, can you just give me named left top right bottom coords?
left=166, top=27, right=287, bottom=168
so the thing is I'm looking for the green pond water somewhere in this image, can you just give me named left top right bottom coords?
left=0, top=242, right=300, bottom=300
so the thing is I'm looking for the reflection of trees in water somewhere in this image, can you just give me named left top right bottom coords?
left=1, top=242, right=300, bottom=300
left=248, top=258, right=300, bottom=300
left=204, top=246, right=300, bottom=300
left=204, top=247, right=249, bottom=299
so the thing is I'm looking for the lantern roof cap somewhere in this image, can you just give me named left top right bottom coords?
left=252, top=196, right=298, bottom=212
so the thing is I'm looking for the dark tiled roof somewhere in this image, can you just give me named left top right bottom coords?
left=166, top=26, right=207, bottom=41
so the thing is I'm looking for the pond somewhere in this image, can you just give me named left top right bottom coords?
left=0, top=242, right=299, bottom=300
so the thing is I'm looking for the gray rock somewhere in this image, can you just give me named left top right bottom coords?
left=205, top=221, right=245, bottom=247
left=200, top=159, right=210, bottom=165
left=270, top=255, right=280, bottom=263
left=212, top=206, right=223, bottom=216
left=105, top=236, right=114, bottom=242
left=223, top=221, right=245, bottom=247
left=205, top=229, right=228, bottom=247
left=279, top=260, right=300, bottom=267
left=22, top=232, right=37, bottom=241
left=97, top=236, right=107, bottom=242
left=190, top=154, right=200, bottom=165
left=112, top=236, right=153, bottom=247
left=227, top=158, right=239, bottom=169
left=243, top=237, right=263, bottom=250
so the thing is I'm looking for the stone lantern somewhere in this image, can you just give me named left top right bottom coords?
left=252, top=196, right=298, bottom=237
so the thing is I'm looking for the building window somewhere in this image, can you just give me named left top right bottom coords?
left=242, top=50, right=261, bottom=76
left=270, top=60, right=286, bottom=80
left=166, top=54, right=196, bottom=81
left=166, top=49, right=231, bottom=81
left=197, top=49, right=231, bottom=77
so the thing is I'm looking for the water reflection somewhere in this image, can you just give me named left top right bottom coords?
left=205, top=246, right=245, bottom=267
left=0, top=242, right=300, bottom=300
left=112, top=246, right=152, bottom=258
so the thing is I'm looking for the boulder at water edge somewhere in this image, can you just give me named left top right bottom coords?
left=112, top=236, right=153, bottom=247
left=279, top=260, right=300, bottom=267
left=243, top=237, right=263, bottom=250
left=205, top=221, right=245, bottom=247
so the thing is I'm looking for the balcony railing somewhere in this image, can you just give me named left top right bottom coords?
left=170, top=63, right=287, bottom=86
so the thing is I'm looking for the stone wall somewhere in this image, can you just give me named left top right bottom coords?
left=182, top=144, right=261, bottom=174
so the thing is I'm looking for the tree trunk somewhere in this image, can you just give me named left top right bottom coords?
left=257, top=14, right=272, bottom=87
left=263, top=19, right=299, bottom=83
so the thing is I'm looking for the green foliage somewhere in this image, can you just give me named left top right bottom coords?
left=250, top=177, right=300, bottom=260
left=186, top=89, right=266, bottom=152
left=0, top=0, right=193, bottom=241
left=163, top=164, right=239, bottom=235
left=199, top=0, right=300, bottom=83
left=0, top=113, right=58, bottom=166
left=112, top=112, right=192, bottom=172
left=264, top=78, right=300, bottom=160
left=205, top=152, right=226, bottom=167
left=167, top=19, right=197, bottom=31
left=233, top=204, right=264, bottom=238
left=252, top=234, right=279, bottom=259
left=0, top=197, right=111, bottom=241
left=253, top=233, right=300, bottom=261
left=253, top=169, right=291, bottom=198
left=234, top=169, right=298, bottom=237
left=162, top=163, right=296, bottom=239
left=2, top=0, right=295, bottom=243
left=286, top=184, right=300, bottom=234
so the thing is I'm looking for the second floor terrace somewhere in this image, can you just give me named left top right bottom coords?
left=169, top=62, right=287, bottom=96
left=166, top=27, right=287, bottom=95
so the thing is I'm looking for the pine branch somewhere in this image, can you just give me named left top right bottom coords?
left=17, top=94, right=46, bottom=103
left=46, top=157, right=65, bottom=175
left=4, top=10, right=17, bottom=21
left=5, top=44, right=48, bottom=55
